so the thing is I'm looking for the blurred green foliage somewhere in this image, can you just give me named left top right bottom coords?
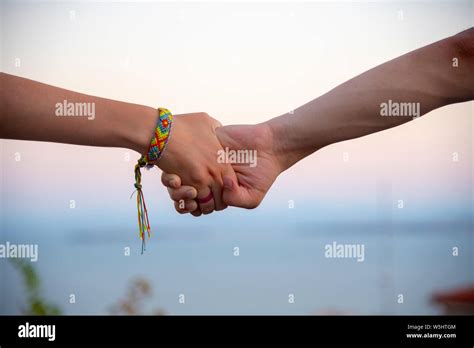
left=10, top=259, right=62, bottom=315
left=10, top=259, right=164, bottom=315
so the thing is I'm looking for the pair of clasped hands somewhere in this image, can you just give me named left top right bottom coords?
left=157, top=113, right=283, bottom=216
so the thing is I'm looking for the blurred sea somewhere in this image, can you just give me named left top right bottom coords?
left=1, top=215, right=472, bottom=315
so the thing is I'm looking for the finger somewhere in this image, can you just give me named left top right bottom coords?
left=191, top=208, right=202, bottom=217
left=167, top=185, right=198, bottom=201
left=218, top=164, right=238, bottom=210
left=161, top=172, right=181, bottom=189
left=222, top=175, right=260, bottom=209
left=196, top=186, right=215, bottom=215
left=174, top=199, right=198, bottom=214
left=212, top=164, right=235, bottom=211
left=210, top=181, right=227, bottom=211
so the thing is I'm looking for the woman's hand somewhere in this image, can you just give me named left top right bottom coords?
left=156, top=112, right=238, bottom=214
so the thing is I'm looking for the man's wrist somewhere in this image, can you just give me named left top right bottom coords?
left=265, top=105, right=336, bottom=171
left=264, top=117, right=305, bottom=172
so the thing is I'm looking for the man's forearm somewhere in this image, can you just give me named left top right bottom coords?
left=268, top=28, right=474, bottom=171
left=0, top=72, right=157, bottom=154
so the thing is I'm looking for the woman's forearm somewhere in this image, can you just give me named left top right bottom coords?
left=0, top=72, right=157, bottom=154
left=268, top=28, right=474, bottom=171
left=0, top=72, right=239, bottom=214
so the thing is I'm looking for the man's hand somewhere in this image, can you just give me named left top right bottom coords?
left=161, top=28, right=474, bottom=215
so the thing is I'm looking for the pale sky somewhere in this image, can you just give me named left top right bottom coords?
left=1, top=0, right=473, bottom=222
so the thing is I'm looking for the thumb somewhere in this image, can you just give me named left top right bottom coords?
left=220, top=165, right=239, bottom=205
left=222, top=175, right=242, bottom=207
left=222, top=174, right=259, bottom=209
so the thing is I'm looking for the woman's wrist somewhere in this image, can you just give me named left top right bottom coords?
left=119, top=104, right=158, bottom=155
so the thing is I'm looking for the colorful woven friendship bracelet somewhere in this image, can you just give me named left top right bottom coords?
left=133, top=107, right=173, bottom=254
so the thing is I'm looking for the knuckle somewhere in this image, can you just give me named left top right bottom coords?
left=174, top=205, right=184, bottom=214
left=189, top=171, right=207, bottom=185
left=170, top=191, right=182, bottom=201
left=175, top=203, right=188, bottom=214
left=161, top=174, right=169, bottom=186
left=194, top=112, right=209, bottom=121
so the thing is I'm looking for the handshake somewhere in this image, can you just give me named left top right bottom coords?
left=155, top=112, right=293, bottom=216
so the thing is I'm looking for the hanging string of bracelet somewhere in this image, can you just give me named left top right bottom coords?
left=132, top=107, right=173, bottom=254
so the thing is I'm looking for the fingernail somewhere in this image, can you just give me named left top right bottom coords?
left=169, top=179, right=177, bottom=188
left=223, top=176, right=233, bottom=189
left=186, top=190, right=195, bottom=199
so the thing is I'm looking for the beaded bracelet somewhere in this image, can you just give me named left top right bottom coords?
left=133, top=107, right=173, bottom=253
